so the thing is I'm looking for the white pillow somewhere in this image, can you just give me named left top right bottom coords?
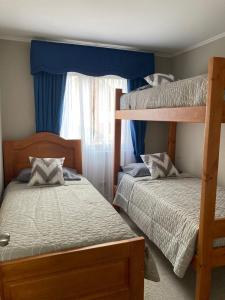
left=144, top=73, right=174, bottom=87
left=141, top=153, right=179, bottom=179
left=28, top=157, right=65, bottom=186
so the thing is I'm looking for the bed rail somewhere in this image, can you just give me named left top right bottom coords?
left=0, top=237, right=144, bottom=300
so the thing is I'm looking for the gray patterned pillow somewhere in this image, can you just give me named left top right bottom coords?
left=63, top=167, right=81, bottom=181
left=16, top=167, right=79, bottom=182
left=144, top=73, right=174, bottom=87
left=16, top=168, right=32, bottom=182
left=28, top=157, right=65, bottom=186
left=141, top=153, right=179, bottom=179
left=135, top=84, right=151, bottom=91
left=122, top=163, right=150, bottom=177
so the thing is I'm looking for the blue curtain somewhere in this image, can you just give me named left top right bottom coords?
left=31, top=40, right=154, bottom=79
left=128, top=78, right=148, bottom=162
left=31, top=40, right=154, bottom=137
left=34, top=72, right=67, bottom=134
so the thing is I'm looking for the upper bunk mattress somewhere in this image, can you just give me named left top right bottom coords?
left=120, top=74, right=208, bottom=109
left=0, top=177, right=137, bottom=262
left=113, top=174, right=225, bottom=277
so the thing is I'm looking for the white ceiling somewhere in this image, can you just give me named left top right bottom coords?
left=0, top=0, right=225, bottom=54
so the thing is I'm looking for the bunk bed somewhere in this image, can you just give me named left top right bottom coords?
left=113, top=57, right=225, bottom=300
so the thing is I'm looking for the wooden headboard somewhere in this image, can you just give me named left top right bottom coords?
left=3, top=132, right=82, bottom=186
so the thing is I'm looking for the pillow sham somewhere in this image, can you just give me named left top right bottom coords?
left=135, top=84, right=151, bottom=91
left=144, top=73, right=174, bottom=87
left=16, top=167, right=79, bottom=182
left=28, top=157, right=65, bottom=186
left=122, top=163, right=150, bottom=177
left=141, top=153, right=179, bottom=179
left=63, top=167, right=81, bottom=181
left=16, top=168, right=31, bottom=183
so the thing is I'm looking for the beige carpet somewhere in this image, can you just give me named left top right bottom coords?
left=144, top=241, right=225, bottom=300
left=120, top=211, right=225, bottom=300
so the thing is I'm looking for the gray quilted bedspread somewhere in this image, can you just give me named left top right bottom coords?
left=114, top=175, right=225, bottom=277
left=0, top=178, right=159, bottom=281
left=120, top=74, right=207, bottom=109
left=0, top=178, right=133, bottom=260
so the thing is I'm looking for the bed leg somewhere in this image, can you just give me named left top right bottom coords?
left=195, top=265, right=212, bottom=300
left=113, top=89, right=123, bottom=195
left=168, top=122, right=177, bottom=163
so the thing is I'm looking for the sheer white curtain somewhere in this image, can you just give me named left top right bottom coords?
left=60, top=73, right=135, bottom=201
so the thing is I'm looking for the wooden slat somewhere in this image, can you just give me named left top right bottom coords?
left=222, top=102, right=225, bottom=121
left=191, top=255, right=198, bottom=271
left=1, top=239, right=138, bottom=281
left=213, top=218, right=225, bottom=238
left=168, top=122, right=177, bottom=163
left=116, top=103, right=225, bottom=123
left=4, top=262, right=129, bottom=300
left=0, top=238, right=144, bottom=300
left=0, top=267, right=4, bottom=300
left=196, top=57, right=225, bottom=300
left=192, top=249, right=225, bottom=271
left=212, top=247, right=225, bottom=268
left=129, top=236, right=144, bottom=299
left=116, top=106, right=206, bottom=123
left=113, top=89, right=123, bottom=191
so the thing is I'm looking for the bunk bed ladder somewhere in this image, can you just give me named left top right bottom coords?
left=196, top=57, right=225, bottom=300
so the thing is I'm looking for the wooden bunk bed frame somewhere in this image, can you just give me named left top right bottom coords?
left=113, top=57, right=225, bottom=300
left=0, top=132, right=145, bottom=300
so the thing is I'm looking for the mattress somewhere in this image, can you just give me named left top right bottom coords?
left=120, top=74, right=208, bottom=109
left=0, top=178, right=137, bottom=261
left=113, top=174, right=225, bottom=277
left=0, top=178, right=159, bottom=281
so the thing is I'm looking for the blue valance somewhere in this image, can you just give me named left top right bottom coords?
left=30, top=40, right=154, bottom=79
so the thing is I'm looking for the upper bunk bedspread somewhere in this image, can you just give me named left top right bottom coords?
left=120, top=74, right=208, bottom=109
left=113, top=174, right=225, bottom=278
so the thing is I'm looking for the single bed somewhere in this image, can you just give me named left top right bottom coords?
left=0, top=132, right=150, bottom=300
left=120, top=74, right=208, bottom=110
left=114, top=173, right=225, bottom=278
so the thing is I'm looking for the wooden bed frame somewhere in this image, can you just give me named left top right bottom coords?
left=113, top=57, right=225, bottom=300
left=0, top=132, right=145, bottom=300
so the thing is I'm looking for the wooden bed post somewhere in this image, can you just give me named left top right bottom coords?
left=196, top=58, right=225, bottom=300
left=113, top=89, right=123, bottom=195
left=168, top=122, right=177, bottom=163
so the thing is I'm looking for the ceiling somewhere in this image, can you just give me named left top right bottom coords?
left=0, top=0, right=225, bottom=55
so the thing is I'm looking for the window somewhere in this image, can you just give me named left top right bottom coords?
left=60, top=73, right=134, bottom=200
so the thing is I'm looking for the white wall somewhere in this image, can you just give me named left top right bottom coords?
left=145, top=121, right=168, bottom=154
left=0, top=39, right=35, bottom=140
left=171, top=37, right=225, bottom=186
left=155, top=55, right=172, bottom=74
left=144, top=55, right=171, bottom=153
